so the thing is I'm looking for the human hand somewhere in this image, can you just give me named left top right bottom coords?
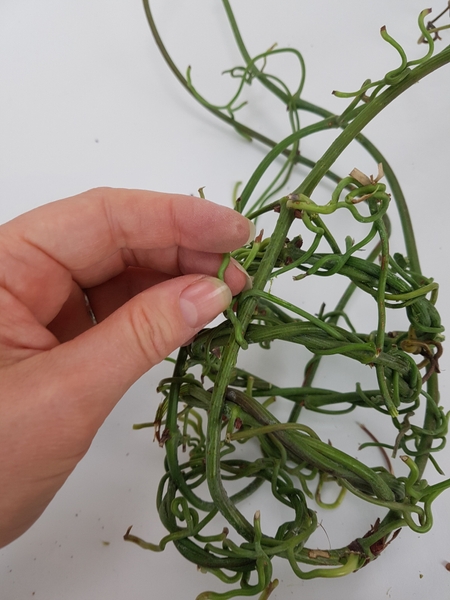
left=0, top=187, right=254, bottom=547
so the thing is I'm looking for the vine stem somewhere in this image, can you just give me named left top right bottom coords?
left=205, top=48, right=450, bottom=540
left=142, top=0, right=346, bottom=187
left=221, top=0, right=423, bottom=271
left=143, top=0, right=450, bottom=542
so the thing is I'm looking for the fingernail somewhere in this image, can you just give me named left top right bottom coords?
left=246, top=220, right=256, bottom=245
left=180, top=277, right=232, bottom=329
left=230, top=258, right=253, bottom=292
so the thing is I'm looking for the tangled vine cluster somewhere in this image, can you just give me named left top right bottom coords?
left=126, top=3, right=450, bottom=598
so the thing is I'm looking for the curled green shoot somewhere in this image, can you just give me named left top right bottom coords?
left=135, top=2, right=450, bottom=598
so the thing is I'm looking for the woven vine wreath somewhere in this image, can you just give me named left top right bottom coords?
left=125, top=3, right=450, bottom=599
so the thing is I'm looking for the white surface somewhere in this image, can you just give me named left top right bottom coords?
left=1, top=1, right=450, bottom=599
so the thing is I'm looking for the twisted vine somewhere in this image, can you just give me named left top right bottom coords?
left=128, top=3, right=450, bottom=598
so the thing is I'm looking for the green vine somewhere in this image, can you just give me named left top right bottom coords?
left=129, top=3, right=450, bottom=598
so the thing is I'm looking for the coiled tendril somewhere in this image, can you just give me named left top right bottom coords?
left=129, top=3, right=450, bottom=598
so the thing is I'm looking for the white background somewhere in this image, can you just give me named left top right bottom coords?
left=1, top=1, right=450, bottom=599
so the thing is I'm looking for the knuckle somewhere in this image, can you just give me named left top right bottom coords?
left=167, top=197, right=183, bottom=247
left=126, top=301, right=175, bottom=366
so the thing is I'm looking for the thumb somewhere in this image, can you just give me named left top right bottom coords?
left=43, top=274, right=232, bottom=431
left=0, top=275, right=232, bottom=545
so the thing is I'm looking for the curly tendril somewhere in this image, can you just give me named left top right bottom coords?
left=134, top=2, right=450, bottom=598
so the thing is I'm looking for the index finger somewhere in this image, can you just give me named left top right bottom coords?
left=0, top=187, right=254, bottom=321
left=12, top=187, right=254, bottom=268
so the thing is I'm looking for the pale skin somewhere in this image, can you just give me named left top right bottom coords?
left=0, top=187, right=254, bottom=548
